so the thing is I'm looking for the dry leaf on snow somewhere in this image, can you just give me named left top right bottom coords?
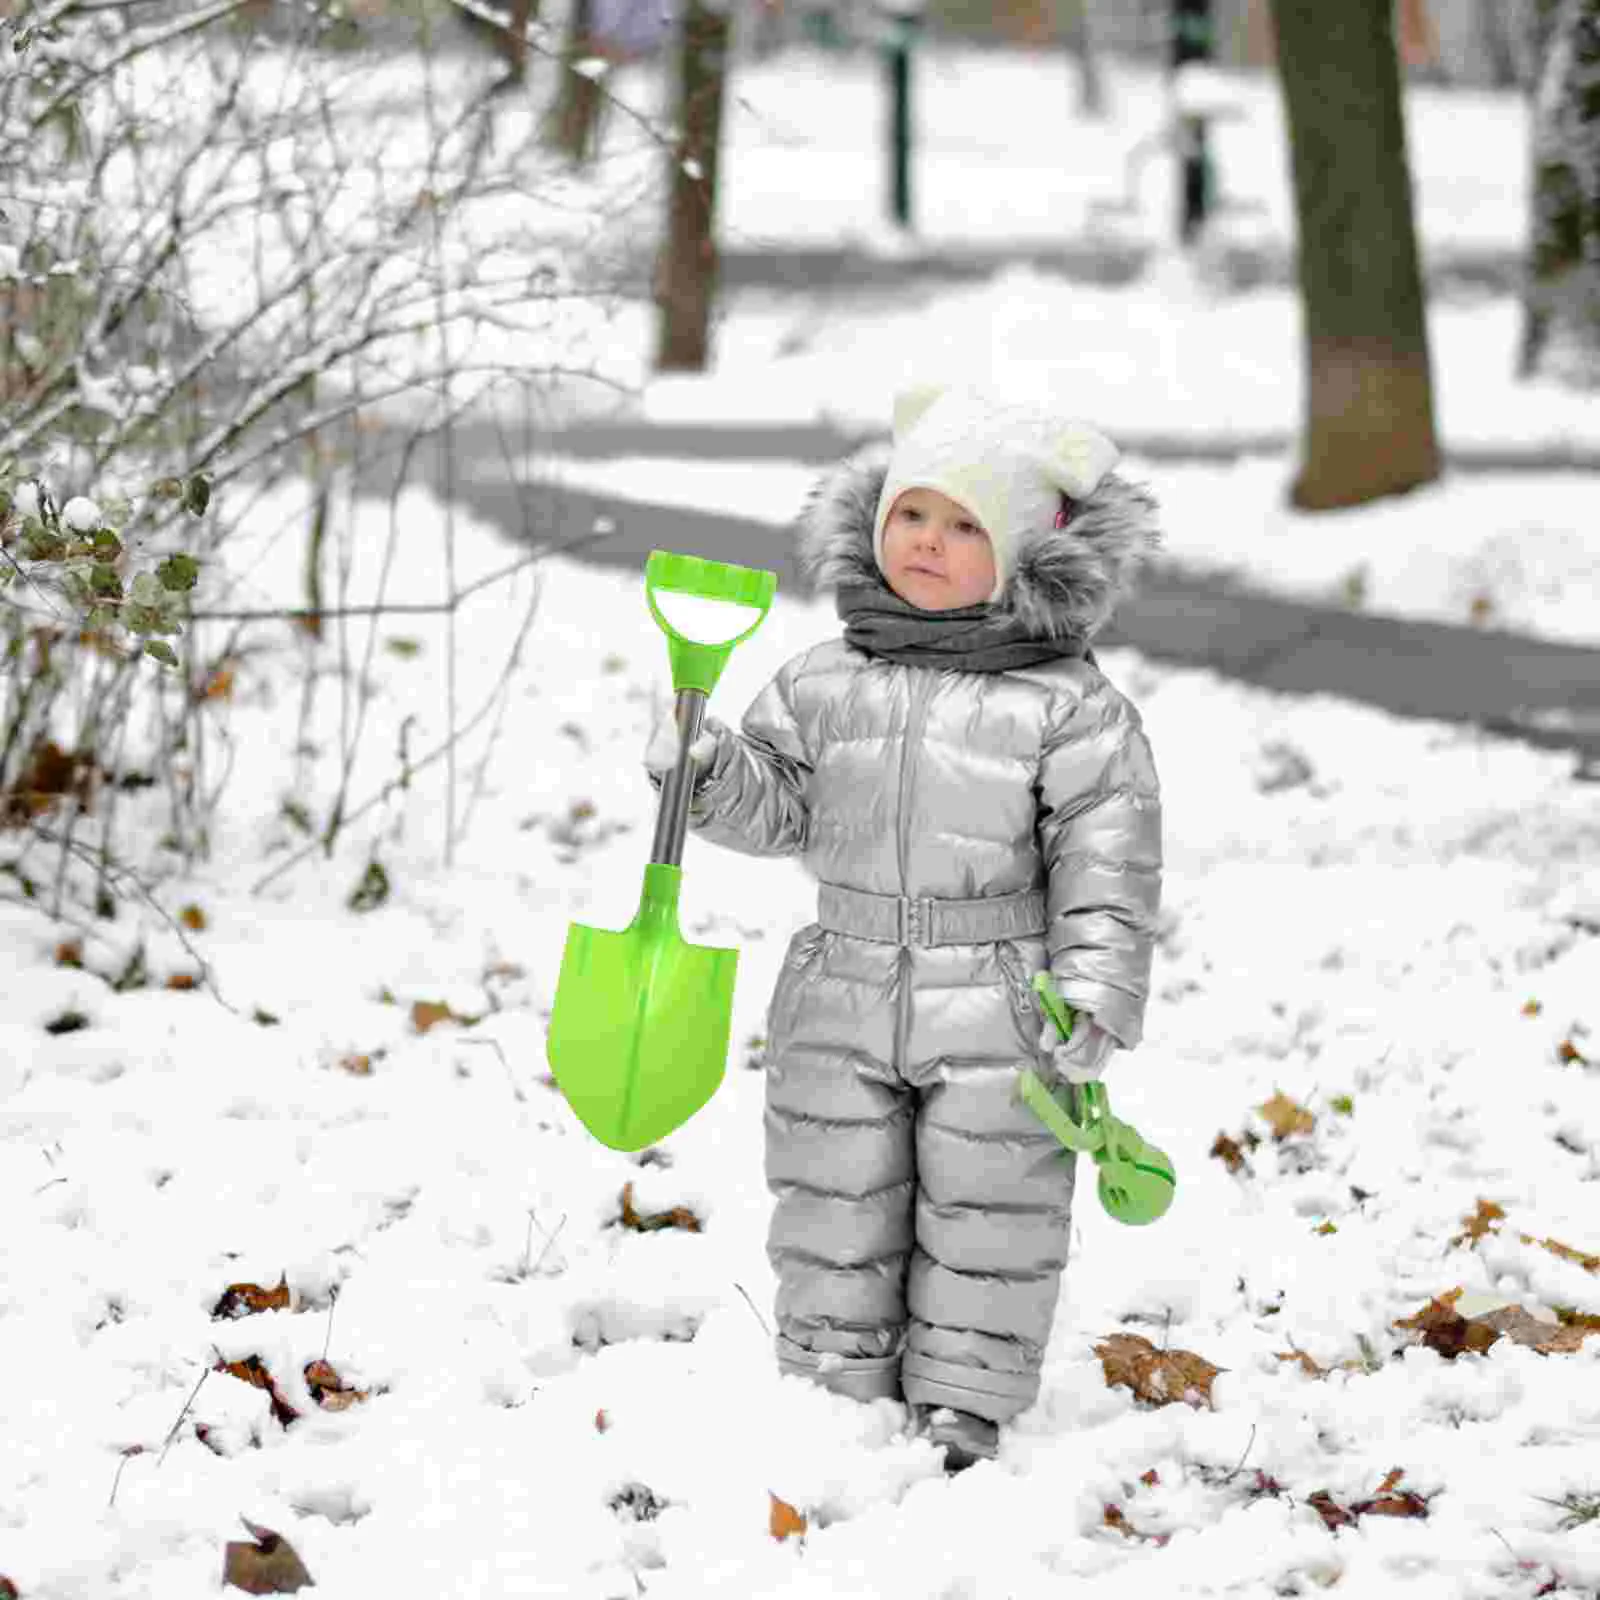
left=222, top=1517, right=314, bottom=1594
left=211, top=1277, right=291, bottom=1320
left=1451, top=1198, right=1506, bottom=1247
left=769, top=1493, right=807, bottom=1542
left=1, top=1576, right=19, bottom=1598
left=411, top=999, right=478, bottom=1034
left=1309, top=1468, right=1430, bottom=1533
left=303, top=1359, right=369, bottom=1411
left=179, top=904, right=207, bottom=931
left=1210, top=1130, right=1260, bottom=1175
left=1094, top=1332, right=1223, bottom=1408
left=214, top=1355, right=300, bottom=1428
left=1103, top=1502, right=1169, bottom=1546
left=618, top=1182, right=702, bottom=1234
left=1257, top=1092, right=1315, bottom=1141
left=1394, top=1288, right=1600, bottom=1359
left=166, top=973, right=199, bottom=991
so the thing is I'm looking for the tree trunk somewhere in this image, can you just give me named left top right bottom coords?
left=1473, top=0, right=1520, bottom=87
left=1067, top=0, right=1106, bottom=118
left=503, top=0, right=539, bottom=83
left=1519, top=0, right=1600, bottom=385
left=1269, top=0, right=1441, bottom=509
left=655, top=0, right=731, bottom=372
left=549, top=0, right=603, bottom=163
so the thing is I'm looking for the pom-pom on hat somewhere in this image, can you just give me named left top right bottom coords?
left=873, top=385, right=1121, bottom=604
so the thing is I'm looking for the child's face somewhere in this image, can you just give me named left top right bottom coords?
left=881, top=487, right=997, bottom=610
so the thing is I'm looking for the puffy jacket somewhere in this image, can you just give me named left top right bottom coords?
left=660, top=443, right=1163, bottom=1425
left=681, top=448, right=1163, bottom=1048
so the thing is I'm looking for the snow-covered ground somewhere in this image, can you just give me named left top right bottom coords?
left=4, top=29, right=1599, bottom=1600
left=3, top=477, right=1598, bottom=1600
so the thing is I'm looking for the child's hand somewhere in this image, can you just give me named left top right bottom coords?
left=645, top=692, right=718, bottom=775
left=1037, top=1015, right=1118, bottom=1083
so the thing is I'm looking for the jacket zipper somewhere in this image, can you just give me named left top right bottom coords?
left=893, top=669, right=936, bottom=1075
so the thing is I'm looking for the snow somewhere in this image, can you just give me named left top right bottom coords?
left=3, top=31, right=1599, bottom=1600
left=4, top=471, right=1598, bottom=1600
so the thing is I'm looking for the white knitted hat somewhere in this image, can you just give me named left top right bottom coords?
left=872, top=386, right=1121, bottom=604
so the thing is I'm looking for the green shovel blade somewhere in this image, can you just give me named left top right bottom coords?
left=548, top=864, right=737, bottom=1152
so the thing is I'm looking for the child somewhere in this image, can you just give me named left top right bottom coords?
left=644, top=386, right=1163, bottom=1470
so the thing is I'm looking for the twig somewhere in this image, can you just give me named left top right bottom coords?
left=529, top=1213, right=568, bottom=1278
left=320, top=1284, right=339, bottom=1363
left=1220, top=1423, right=1257, bottom=1484
left=733, top=1281, right=770, bottom=1338
left=156, top=1366, right=210, bottom=1467
left=458, top=1036, right=524, bottom=1102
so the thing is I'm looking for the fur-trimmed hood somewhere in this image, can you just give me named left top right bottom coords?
left=794, top=445, right=1161, bottom=646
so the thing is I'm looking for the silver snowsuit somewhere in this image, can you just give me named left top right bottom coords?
left=680, top=447, right=1163, bottom=1424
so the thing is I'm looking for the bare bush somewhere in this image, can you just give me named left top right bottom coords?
left=0, top=0, right=666, bottom=907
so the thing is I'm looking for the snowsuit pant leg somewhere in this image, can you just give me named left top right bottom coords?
left=900, top=940, right=1078, bottom=1425
left=762, top=929, right=914, bottom=1404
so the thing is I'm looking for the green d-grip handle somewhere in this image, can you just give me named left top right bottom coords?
left=645, top=550, right=777, bottom=697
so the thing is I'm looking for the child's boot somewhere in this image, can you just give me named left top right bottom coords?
left=913, top=1405, right=999, bottom=1472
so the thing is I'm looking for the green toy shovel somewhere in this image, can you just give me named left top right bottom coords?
left=1018, top=973, right=1177, bottom=1226
left=546, top=551, right=777, bottom=1152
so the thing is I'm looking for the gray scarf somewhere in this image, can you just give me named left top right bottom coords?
left=836, top=580, right=1091, bottom=674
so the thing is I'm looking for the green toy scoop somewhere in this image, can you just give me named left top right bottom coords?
left=546, top=551, right=777, bottom=1151
left=1019, top=973, right=1177, bottom=1226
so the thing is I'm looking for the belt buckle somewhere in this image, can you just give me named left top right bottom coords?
left=898, top=895, right=931, bottom=947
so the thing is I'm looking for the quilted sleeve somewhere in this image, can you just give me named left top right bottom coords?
left=1036, top=674, right=1163, bottom=1049
left=650, top=651, right=813, bottom=858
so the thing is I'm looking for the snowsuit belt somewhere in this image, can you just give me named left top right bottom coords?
left=816, top=883, right=1047, bottom=948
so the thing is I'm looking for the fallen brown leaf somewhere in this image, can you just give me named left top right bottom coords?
left=1468, top=593, right=1494, bottom=625
left=595, top=1409, right=610, bottom=1433
left=769, top=1492, right=807, bottom=1541
left=1307, top=1490, right=1356, bottom=1532
left=410, top=999, right=478, bottom=1035
left=338, top=1054, right=374, bottom=1076
left=1395, top=1290, right=1600, bottom=1359
left=0, top=1576, right=18, bottom=1599
left=55, top=940, right=83, bottom=969
left=1352, top=1467, right=1430, bottom=1520
left=1210, top=1130, right=1258, bottom=1175
left=212, top=1278, right=291, bottom=1320
left=222, top=1517, right=314, bottom=1594
left=1140, top=1467, right=1160, bottom=1487
left=214, top=1355, right=300, bottom=1428
left=1258, top=1091, right=1315, bottom=1141
left=1558, top=1038, right=1589, bottom=1066
left=166, top=973, right=199, bottom=991
left=179, top=904, right=207, bottom=932
left=1521, top=998, right=1542, bottom=1017
left=1094, top=1332, right=1223, bottom=1409
left=303, top=1358, right=369, bottom=1411
left=1275, top=1348, right=1327, bottom=1378
left=1451, top=1198, right=1506, bottom=1247
left=619, top=1181, right=702, bottom=1234
left=202, top=665, right=235, bottom=703
left=1103, top=1501, right=1170, bottom=1545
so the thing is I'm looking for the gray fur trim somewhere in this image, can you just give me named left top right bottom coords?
left=793, top=447, right=1161, bottom=645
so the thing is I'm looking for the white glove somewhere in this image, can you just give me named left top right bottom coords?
left=644, top=693, right=718, bottom=776
left=1037, top=1013, right=1118, bottom=1084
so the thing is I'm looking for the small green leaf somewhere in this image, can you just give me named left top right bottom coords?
left=183, top=474, right=211, bottom=516
left=90, top=528, right=122, bottom=562
left=144, top=639, right=179, bottom=668
left=1330, top=1094, right=1354, bottom=1116
left=157, top=553, right=199, bottom=592
left=348, top=859, right=391, bottom=913
left=89, top=565, right=121, bottom=599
